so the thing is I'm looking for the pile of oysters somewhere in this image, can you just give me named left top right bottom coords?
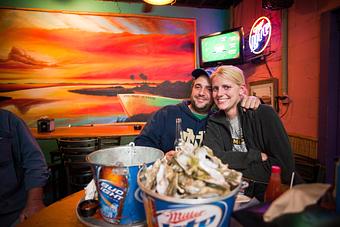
left=139, top=143, right=242, bottom=199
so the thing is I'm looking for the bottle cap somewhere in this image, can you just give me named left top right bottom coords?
left=272, top=165, right=281, bottom=173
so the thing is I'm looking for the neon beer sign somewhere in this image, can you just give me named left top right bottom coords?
left=249, top=16, right=271, bottom=54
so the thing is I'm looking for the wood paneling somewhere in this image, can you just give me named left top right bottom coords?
left=288, top=133, right=318, bottom=159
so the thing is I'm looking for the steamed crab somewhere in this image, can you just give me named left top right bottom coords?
left=140, top=143, right=242, bottom=199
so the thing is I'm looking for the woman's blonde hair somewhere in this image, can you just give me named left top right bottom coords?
left=210, top=65, right=245, bottom=86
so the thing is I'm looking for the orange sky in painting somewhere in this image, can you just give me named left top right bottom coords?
left=0, top=9, right=195, bottom=85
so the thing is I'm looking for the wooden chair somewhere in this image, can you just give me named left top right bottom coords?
left=63, top=153, right=94, bottom=193
left=58, top=138, right=99, bottom=151
left=57, top=138, right=99, bottom=194
left=44, top=162, right=64, bottom=205
left=294, top=154, right=325, bottom=183
left=98, top=136, right=121, bottom=149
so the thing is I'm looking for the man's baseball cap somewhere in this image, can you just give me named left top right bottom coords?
left=191, top=68, right=212, bottom=79
left=191, top=68, right=210, bottom=79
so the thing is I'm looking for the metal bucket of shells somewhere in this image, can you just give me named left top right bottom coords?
left=87, top=142, right=164, bottom=225
left=137, top=144, right=242, bottom=227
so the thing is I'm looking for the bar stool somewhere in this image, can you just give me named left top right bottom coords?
left=57, top=138, right=99, bottom=194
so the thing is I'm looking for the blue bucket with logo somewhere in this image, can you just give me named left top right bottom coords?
left=137, top=171, right=241, bottom=227
left=87, top=143, right=164, bottom=225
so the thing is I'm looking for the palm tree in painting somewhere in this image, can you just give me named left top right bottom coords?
left=139, top=73, right=148, bottom=84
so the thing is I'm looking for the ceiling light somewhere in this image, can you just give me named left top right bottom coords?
left=143, top=0, right=176, bottom=6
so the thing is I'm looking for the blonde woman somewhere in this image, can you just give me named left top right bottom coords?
left=203, top=65, right=299, bottom=201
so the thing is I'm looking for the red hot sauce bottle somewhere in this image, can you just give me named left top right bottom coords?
left=264, top=165, right=283, bottom=202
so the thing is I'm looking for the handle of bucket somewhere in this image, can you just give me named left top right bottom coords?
left=127, top=142, right=146, bottom=171
left=95, top=165, right=102, bottom=191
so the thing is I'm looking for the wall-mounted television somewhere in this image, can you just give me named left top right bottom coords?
left=198, top=27, right=244, bottom=68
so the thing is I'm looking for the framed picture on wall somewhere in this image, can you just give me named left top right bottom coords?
left=249, top=78, right=278, bottom=107
left=0, top=8, right=195, bottom=127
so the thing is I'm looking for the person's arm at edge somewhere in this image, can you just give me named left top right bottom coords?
left=15, top=116, right=49, bottom=222
left=19, top=187, right=45, bottom=222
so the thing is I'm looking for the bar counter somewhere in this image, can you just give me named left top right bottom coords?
left=30, top=122, right=146, bottom=139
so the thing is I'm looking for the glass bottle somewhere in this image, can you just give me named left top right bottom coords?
left=264, top=165, right=283, bottom=202
left=174, top=118, right=184, bottom=151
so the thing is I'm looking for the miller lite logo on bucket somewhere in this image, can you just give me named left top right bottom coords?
left=157, top=205, right=224, bottom=226
left=249, top=16, right=272, bottom=54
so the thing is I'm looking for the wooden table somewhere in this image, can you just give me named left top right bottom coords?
left=18, top=191, right=85, bottom=227
left=30, top=122, right=146, bottom=139
left=17, top=190, right=242, bottom=227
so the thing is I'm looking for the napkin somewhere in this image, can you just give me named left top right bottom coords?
left=234, top=195, right=260, bottom=211
left=263, top=183, right=331, bottom=222
left=84, top=179, right=97, bottom=200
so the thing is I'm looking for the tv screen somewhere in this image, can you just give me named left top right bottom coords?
left=199, top=27, right=244, bottom=68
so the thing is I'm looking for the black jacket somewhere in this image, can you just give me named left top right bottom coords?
left=203, top=104, right=295, bottom=184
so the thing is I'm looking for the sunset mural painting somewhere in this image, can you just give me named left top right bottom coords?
left=0, top=9, right=195, bottom=127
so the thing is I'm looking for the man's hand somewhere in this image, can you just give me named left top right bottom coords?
left=19, top=187, right=45, bottom=222
left=165, top=150, right=176, bottom=161
left=261, top=152, right=268, bottom=161
left=241, top=95, right=261, bottom=111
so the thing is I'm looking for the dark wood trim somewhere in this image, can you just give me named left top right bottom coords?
left=318, top=8, right=340, bottom=183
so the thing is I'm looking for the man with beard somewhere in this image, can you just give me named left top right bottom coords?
left=134, top=68, right=260, bottom=153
